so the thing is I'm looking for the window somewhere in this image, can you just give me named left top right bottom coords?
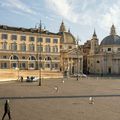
left=22, top=56, right=26, bottom=59
left=69, top=46, right=72, bottom=49
left=53, top=39, right=58, bottom=43
left=21, top=63, right=26, bottom=68
left=45, top=45, right=51, bottom=52
left=37, top=37, right=43, bottom=42
left=39, top=63, right=42, bottom=68
left=118, top=48, right=120, bottom=51
left=108, top=48, right=111, bottom=51
left=29, top=63, right=34, bottom=68
left=53, top=46, right=58, bottom=53
left=11, top=42, right=17, bottom=51
left=45, top=56, right=51, bottom=61
left=1, top=34, right=8, bottom=40
left=60, top=45, right=62, bottom=49
left=12, top=63, right=17, bottom=68
left=46, top=38, right=50, bottom=43
left=29, top=36, right=34, bottom=42
left=21, top=36, right=26, bottom=41
left=29, top=44, right=34, bottom=52
left=29, top=56, right=36, bottom=60
left=52, top=64, right=54, bottom=69
left=37, top=45, right=43, bottom=52
left=11, top=35, right=17, bottom=40
left=2, top=42, right=7, bottom=50
left=55, top=63, right=58, bottom=69
left=20, top=44, right=26, bottom=51
left=3, top=56, right=7, bottom=59
left=60, top=38, right=64, bottom=43
left=1, top=63, right=7, bottom=69
left=13, top=55, right=18, bottom=60
left=10, top=55, right=18, bottom=60
left=46, top=64, right=50, bottom=68
left=39, top=56, right=42, bottom=60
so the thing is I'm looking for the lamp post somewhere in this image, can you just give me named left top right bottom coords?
left=36, top=20, right=42, bottom=86
left=76, top=36, right=80, bottom=81
left=38, top=20, right=42, bottom=86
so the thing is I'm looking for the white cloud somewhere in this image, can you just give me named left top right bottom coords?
left=45, top=0, right=120, bottom=30
left=99, top=1, right=120, bottom=33
left=0, top=0, right=36, bottom=15
left=46, top=0, right=79, bottom=23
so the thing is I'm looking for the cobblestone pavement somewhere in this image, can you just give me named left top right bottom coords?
left=0, top=77, right=120, bottom=120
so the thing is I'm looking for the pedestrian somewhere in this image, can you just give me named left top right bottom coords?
left=21, top=76, right=23, bottom=82
left=89, top=97, right=95, bottom=104
left=2, top=99, right=12, bottom=120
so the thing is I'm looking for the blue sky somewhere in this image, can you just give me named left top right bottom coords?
left=0, top=0, right=120, bottom=44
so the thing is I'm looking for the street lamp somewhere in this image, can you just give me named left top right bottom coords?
left=38, top=20, right=42, bottom=86
left=76, top=36, right=80, bottom=81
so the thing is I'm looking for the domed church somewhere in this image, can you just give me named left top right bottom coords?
left=59, top=21, right=83, bottom=76
left=87, top=25, right=120, bottom=75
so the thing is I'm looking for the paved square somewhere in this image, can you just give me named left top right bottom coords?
left=0, top=77, right=120, bottom=120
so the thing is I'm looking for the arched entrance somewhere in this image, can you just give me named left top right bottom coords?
left=9, top=55, right=19, bottom=69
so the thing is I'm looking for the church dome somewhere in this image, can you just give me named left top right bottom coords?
left=100, top=24, right=120, bottom=45
left=62, top=32, right=76, bottom=44
left=59, top=21, right=76, bottom=44
left=101, top=35, right=120, bottom=45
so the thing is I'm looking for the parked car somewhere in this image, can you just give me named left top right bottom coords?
left=32, top=77, right=39, bottom=82
left=72, top=73, right=87, bottom=78
left=26, top=76, right=39, bottom=82
left=80, top=74, right=87, bottom=78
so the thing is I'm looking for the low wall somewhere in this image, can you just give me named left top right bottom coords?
left=0, top=69, right=63, bottom=81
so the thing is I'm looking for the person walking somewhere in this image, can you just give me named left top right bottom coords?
left=2, top=99, right=12, bottom=120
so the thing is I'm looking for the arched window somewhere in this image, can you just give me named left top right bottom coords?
left=22, top=56, right=26, bottom=59
left=28, top=56, right=36, bottom=60
left=10, top=55, right=18, bottom=60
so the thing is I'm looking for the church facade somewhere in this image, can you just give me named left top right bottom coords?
left=59, top=21, right=83, bottom=76
left=87, top=25, right=120, bottom=75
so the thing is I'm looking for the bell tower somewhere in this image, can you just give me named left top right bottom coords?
left=59, top=21, right=66, bottom=33
left=90, top=29, right=99, bottom=54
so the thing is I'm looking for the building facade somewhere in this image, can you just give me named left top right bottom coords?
left=87, top=25, right=120, bottom=75
left=0, top=25, right=61, bottom=71
left=59, top=21, right=83, bottom=76
left=0, top=21, right=84, bottom=76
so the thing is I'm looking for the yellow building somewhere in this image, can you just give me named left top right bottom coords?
left=0, top=24, right=61, bottom=71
